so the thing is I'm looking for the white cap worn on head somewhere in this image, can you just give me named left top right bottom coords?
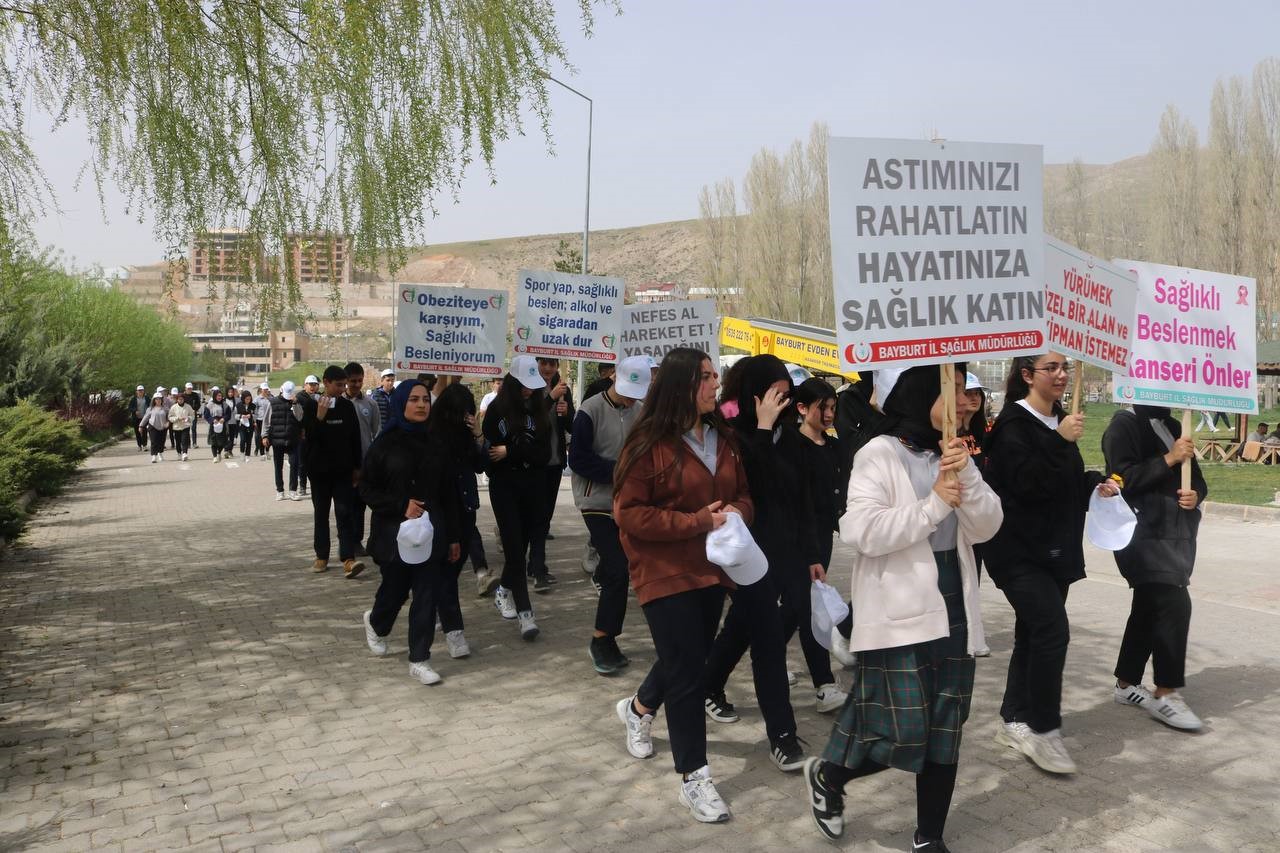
left=304, top=375, right=319, bottom=385
left=613, top=355, right=653, bottom=400
left=785, top=362, right=812, bottom=386
left=705, top=513, right=768, bottom=586
left=136, top=385, right=145, bottom=391
left=397, top=515, right=435, bottom=564
left=1086, top=491, right=1138, bottom=551
left=185, top=382, right=194, bottom=389
left=380, top=368, right=395, bottom=378
left=965, top=372, right=986, bottom=392
left=259, top=382, right=270, bottom=390
left=170, top=387, right=179, bottom=395
left=872, top=368, right=906, bottom=411
left=280, top=380, right=296, bottom=400
left=211, top=385, right=220, bottom=392
left=510, top=355, right=546, bottom=391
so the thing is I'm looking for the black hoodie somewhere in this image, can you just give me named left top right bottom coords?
left=981, top=400, right=1104, bottom=586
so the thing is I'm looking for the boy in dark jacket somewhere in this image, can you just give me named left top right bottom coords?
left=1102, top=406, right=1206, bottom=732
left=297, top=366, right=364, bottom=578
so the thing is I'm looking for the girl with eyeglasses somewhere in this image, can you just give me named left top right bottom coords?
left=981, top=352, right=1119, bottom=775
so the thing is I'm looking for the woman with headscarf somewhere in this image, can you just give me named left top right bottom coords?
left=1101, top=404, right=1206, bottom=732
left=802, top=365, right=1002, bottom=851
left=202, top=388, right=232, bottom=462
left=982, top=353, right=1118, bottom=776
left=703, top=355, right=843, bottom=742
left=358, top=379, right=463, bottom=686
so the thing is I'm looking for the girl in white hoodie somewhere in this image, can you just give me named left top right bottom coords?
left=802, top=365, right=1002, bottom=852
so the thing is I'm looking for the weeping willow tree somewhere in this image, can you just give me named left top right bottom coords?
left=0, top=0, right=613, bottom=319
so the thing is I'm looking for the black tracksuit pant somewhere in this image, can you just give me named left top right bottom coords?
left=272, top=445, right=299, bottom=493
left=699, top=576, right=799, bottom=742
left=583, top=512, right=628, bottom=637
left=705, top=566, right=835, bottom=692
left=636, top=585, right=726, bottom=775
left=309, top=471, right=358, bottom=563
left=132, top=417, right=146, bottom=448
left=1114, top=583, right=1191, bottom=689
left=173, top=429, right=190, bottom=455
left=487, top=468, right=540, bottom=612
left=998, top=572, right=1072, bottom=733
left=369, top=555, right=442, bottom=663
left=527, top=464, right=563, bottom=577
left=467, top=524, right=488, bottom=572
left=147, top=426, right=167, bottom=455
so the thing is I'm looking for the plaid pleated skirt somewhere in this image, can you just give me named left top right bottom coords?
left=821, top=549, right=975, bottom=773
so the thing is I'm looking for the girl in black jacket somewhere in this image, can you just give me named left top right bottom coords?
left=1101, top=405, right=1206, bottom=731
left=358, top=379, right=463, bottom=686
left=793, top=378, right=845, bottom=571
left=982, top=353, right=1118, bottom=775
left=427, top=382, right=489, bottom=661
left=482, top=356, right=553, bottom=640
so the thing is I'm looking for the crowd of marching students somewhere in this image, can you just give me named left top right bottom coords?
left=126, top=347, right=1206, bottom=851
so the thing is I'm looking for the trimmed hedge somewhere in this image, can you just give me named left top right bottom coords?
left=0, top=401, right=88, bottom=538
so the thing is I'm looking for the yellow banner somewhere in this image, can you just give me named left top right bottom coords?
left=765, top=330, right=849, bottom=377
left=719, top=316, right=760, bottom=354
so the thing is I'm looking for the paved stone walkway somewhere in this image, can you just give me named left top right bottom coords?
left=1, top=441, right=1278, bottom=852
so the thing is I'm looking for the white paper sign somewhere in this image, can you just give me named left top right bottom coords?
left=1043, top=237, right=1138, bottom=373
left=1111, top=260, right=1258, bottom=414
left=513, top=268, right=624, bottom=362
left=621, top=299, right=719, bottom=364
left=394, top=284, right=506, bottom=377
left=829, top=137, right=1046, bottom=371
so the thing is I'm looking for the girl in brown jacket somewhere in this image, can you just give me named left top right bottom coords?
left=612, top=347, right=753, bottom=824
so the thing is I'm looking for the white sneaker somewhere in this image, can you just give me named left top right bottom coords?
left=214, top=453, right=221, bottom=463
left=494, top=586, right=517, bottom=620
left=994, top=720, right=1033, bottom=753
left=363, top=610, right=387, bottom=656
left=1144, top=691, right=1203, bottom=731
left=182, top=453, right=188, bottom=462
left=276, top=491, right=286, bottom=501
left=678, top=765, right=730, bottom=823
left=787, top=670, right=799, bottom=688
left=973, top=644, right=992, bottom=657
left=289, top=491, right=302, bottom=501
left=409, top=661, right=441, bottom=685
left=1020, top=728, right=1077, bottom=774
left=518, top=610, right=539, bottom=641
left=158, top=453, right=164, bottom=462
left=815, top=683, right=847, bottom=714
left=1114, top=683, right=1154, bottom=707
left=445, top=630, right=470, bottom=659
left=616, top=695, right=654, bottom=759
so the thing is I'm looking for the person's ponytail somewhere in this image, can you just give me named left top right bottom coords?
left=1004, top=356, right=1037, bottom=404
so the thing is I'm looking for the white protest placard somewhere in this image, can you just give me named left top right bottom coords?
left=1044, top=237, right=1137, bottom=373
left=1112, top=260, right=1258, bottom=414
left=393, top=284, right=506, bottom=377
left=513, top=268, right=624, bottom=362
left=828, top=137, right=1046, bottom=371
left=621, top=299, right=719, bottom=364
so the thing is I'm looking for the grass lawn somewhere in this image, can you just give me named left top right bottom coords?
left=1014, top=401, right=1280, bottom=507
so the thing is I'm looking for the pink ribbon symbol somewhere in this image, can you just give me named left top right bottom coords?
left=1238, top=285, right=1250, bottom=306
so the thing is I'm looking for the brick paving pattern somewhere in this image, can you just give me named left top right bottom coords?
left=1, top=441, right=1278, bottom=851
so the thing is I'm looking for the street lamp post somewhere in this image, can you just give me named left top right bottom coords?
left=544, top=73, right=592, bottom=391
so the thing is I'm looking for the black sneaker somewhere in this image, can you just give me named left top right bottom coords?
left=604, top=637, right=630, bottom=668
left=803, top=757, right=844, bottom=840
left=544, top=570, right=558, bottom=585
left=769, top=732, right=806, bottom=772
left=704, top=692, right=739, bottom=723
left=533, top=574, right=552, bottom=594
left=589, top=637, right=621, bottom=676
left=911, top=832, right=952, bottom=852
left=545, top=532, right=556, bottom=541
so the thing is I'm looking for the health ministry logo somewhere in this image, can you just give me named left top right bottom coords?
left=489, top=295, right=505, bottom=309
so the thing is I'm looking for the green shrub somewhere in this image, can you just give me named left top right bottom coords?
left=0, top=400, right=88, bottom=464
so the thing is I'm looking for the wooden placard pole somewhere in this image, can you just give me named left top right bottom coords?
left=1180, top=410, right=1193, bottom=492
left=941, top=364, right=957, bottom=480
left=1070, top=369, right=1084, bottom=416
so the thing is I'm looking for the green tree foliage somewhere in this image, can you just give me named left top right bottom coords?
left=0, top=1, right=611, bottom=313
left=0, top=233, right=191, bottom=399
left=192, top=346, right=239, bottom=388
left=553, top=238, right=591, bottom=274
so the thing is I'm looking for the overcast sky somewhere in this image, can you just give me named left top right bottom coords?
left=29, top=0, right=1280, bottom=269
